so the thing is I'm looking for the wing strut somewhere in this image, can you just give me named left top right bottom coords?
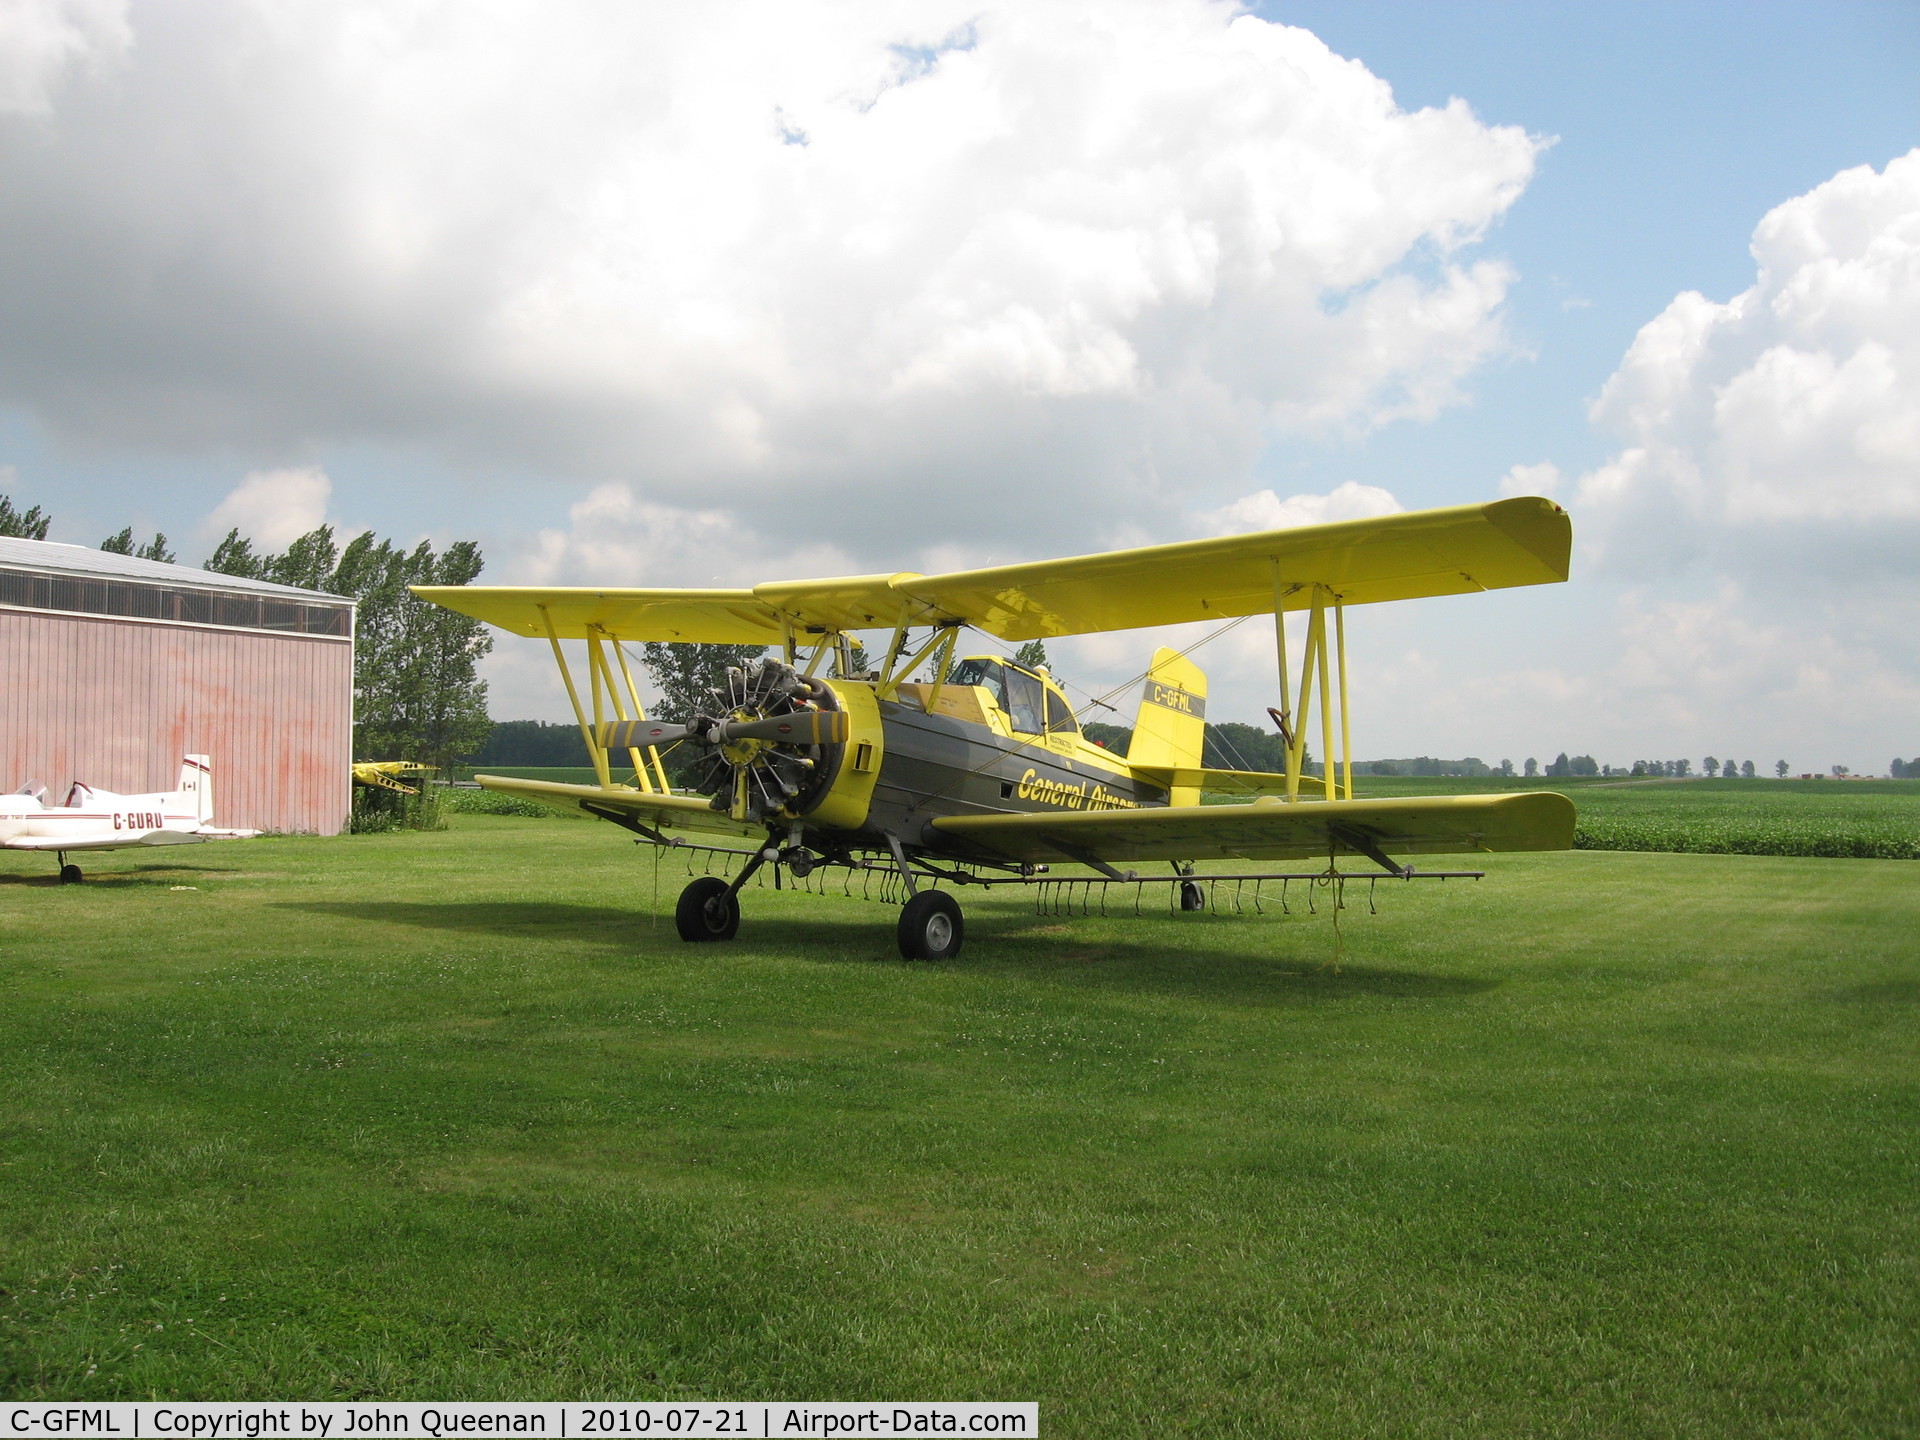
left=1269, top=582, right=1355, bottom=803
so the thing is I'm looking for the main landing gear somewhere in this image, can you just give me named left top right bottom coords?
left=897, top=890, right=963, bottom=960
left=57, top=854, right=83, bottom=885
left=669, top=839, right=968, bottom=961
left=674, top=875, right=740, bottom=941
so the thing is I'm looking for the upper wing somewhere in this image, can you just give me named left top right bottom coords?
left=472, top=775, right=763, bottom=840
left=894, top=496, right=1570, bottom=641
left=414, top=497, right=1569, bottom=643
left=931, top=791, right=1575, bottom=866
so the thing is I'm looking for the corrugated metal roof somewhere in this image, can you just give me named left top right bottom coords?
left=0, top=536, right=351, bottom=602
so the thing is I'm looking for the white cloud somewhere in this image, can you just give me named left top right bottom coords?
left=0, top=0, right=1541, bottom=563
left=203, top=466, right=331, bottom=550
left=0, top=0, right=129, bottom=116
left=1499, top=461, right=1561, bottom=498
left=1198, top=480, right=1401, bottom=535
left=518, top=483, right=856, bottom=589
left=1577, top=148, right=1920, bottom=576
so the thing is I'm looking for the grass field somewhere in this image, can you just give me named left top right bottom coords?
left=3, top=815, right=1916, bottom=1434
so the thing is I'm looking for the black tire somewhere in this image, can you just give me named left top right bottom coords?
left=675, top=876, right=740, bottom=942
left=58, top=863, right=83, bottom=885
left=897, top=889, right=963, bottom=960
left=1178, top=880, right=1206, bottom=912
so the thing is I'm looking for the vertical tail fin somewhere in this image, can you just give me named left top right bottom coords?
left=178, top=755, right=213, bottom=823
left=1127, top=647, right=1207, bottom=807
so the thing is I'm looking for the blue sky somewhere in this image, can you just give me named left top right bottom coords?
left=2, top=1, right=1916, bottom=769
left=1249, top=0, right=1920, bottom=504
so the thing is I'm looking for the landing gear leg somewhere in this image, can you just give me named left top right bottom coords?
left=1173, top=860, right=1204, bottom=911
left=673, top=850, right=766, bottom=943
left=883, top=832, right=964, bottom=960
left=57, top=854, right=83, bottom=885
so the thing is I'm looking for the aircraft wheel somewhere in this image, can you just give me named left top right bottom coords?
left=1178, top=880, right=1205, bottom=912
left=898, top=890, right=963, bottom=961
left=675, top=876, right=740, bottom=942
left=58, top=863, right=83, bottom=885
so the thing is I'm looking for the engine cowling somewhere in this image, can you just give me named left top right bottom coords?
left=678, top=659, right=882, bottom=831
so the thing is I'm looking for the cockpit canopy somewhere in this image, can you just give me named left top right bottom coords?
left=946, top=656, right=1079, bottom=735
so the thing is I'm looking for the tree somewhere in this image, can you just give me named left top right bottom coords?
left=1570, top=754, right=1598, bottom=776
left=207, top=523, right=493, bottom=769
left=1741, top=760, right=1755, bottom=778
left=1498, top=759, right=1514, bottom=777
left=1674, top=758, right=1691, bottom=776
left=1775, top=760, right=1789, bottom=777
left=1013, top=639, right=1050, bottom=671
left=0, top=493, right=51, bottom=539
left=206, top=527, right=268, bottom=578
left=102, top=527, right=177, bottom=563
left=1523, top=757, right=1539, bottom=778
left=640, top=642, right=770, bottom=724
left=1204, top=722, right=1288, bottom=773
left=1703, top=756, right=1719, bottom=777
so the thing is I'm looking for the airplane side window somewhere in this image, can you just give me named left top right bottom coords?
left=948, top=658, right=1009, bottom=711
left=1044, top=686, right=1080, bottom=735
left=1003, top=670, right=1045, bottom=734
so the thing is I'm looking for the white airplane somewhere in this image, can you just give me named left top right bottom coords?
left=0, top=755, right=259, bottom=884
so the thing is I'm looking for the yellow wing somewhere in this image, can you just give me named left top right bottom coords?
left=931, top=792, right=1576, bottom=866
left=472, top=775, right=763, bottom=840
left=414, top=497, right=1569, bottom=642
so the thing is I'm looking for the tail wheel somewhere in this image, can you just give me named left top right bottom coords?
left=1178, top=880, right=1205, bottom=912
left=898, top=890, right=963, bottom=960
left=675, top=876, right=740, bottom=942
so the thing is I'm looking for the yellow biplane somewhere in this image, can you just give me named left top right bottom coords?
left=416, top=496, right=1574, bottom=958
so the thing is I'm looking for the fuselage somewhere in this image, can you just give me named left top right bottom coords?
left=803, top=667, right=1171, bottom=855
left=0, top=784, right=206, bottom=850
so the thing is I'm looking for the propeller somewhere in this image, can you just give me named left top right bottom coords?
left=605, top=658, right=849, bottom=824
left=599, top=709, right=849, bottom=750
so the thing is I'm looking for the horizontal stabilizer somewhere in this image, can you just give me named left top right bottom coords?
left=932, top=791, right=1576, bottom=866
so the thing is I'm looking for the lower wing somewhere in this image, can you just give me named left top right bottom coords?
left=3, top=830, right=216, bottom=852
left=472, top=775, right=763, bottom=840
left=931, top=791, right=1575, bottom=866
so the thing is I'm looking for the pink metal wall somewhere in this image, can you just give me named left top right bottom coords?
left=1, top=609, right=352, bottom=835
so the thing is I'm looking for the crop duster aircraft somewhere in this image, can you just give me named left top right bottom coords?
left=416, top=497, right=1575, bottom=959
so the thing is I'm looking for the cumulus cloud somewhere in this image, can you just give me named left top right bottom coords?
left=1577, top=148, right=1920, bottom=579
left=1499, top=461, right=1561, bottom=498
left=0, top=0, right=1540, bottom=566
left=1198, top=480, right=1401, bottom=535
left=0, top=0, right=129, bottom=116
left=203, top=466, right=332, bottom=550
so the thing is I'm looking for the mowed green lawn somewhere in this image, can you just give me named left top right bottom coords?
left=2, top=815, right=1916, bottom=1435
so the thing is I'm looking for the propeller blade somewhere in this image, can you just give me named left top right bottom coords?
left=715, top=709, right=851, bottom=746
left=598, top=720, right=692, bottom=749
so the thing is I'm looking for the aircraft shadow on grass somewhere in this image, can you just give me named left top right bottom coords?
left=0, top=861, right=247, bottom=886
left=282, top=900, right=1496, bottom=1004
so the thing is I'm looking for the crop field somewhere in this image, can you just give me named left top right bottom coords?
left=1349, top=775, right=1920, bottom=860
left=3, top=810, right=1916, bottom=1435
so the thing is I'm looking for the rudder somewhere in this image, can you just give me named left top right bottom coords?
left=178, top=755, right=213, bottom=823
left=1128, top=648, right=1207, bottom=807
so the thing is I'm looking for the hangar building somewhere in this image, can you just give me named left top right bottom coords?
left=0, top=536, right=355, bottom=835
